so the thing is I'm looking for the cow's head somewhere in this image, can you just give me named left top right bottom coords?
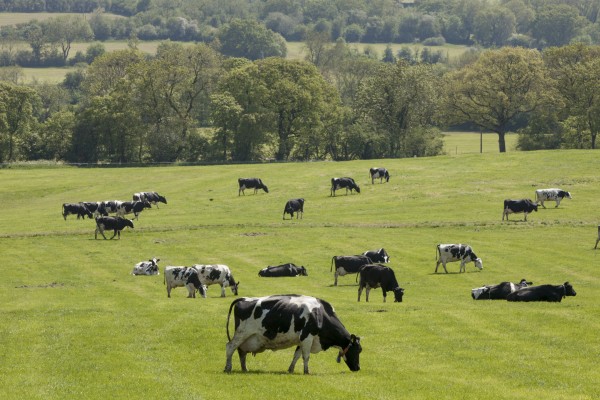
left=563, top=282, right=576, bottom=297
left=143, top=200, right=152, bottom=209
left=379, top=248, right=390, bottom=263
left=471, top=286, right=489, bottom=300
left=262, top=184, right=269, bottom=193
left=519, top=279, right=532, bottom=287
left=354, top=185, right=361, bottom=193
left=474, top=258, right=483, bottom=270
left=231, top=281, right=240, bottom=296
left=84, top=207, right=94, bottom=219
left=393, top=287, right=405, bottom=302
left=299, top=266, right=308, bottom=276
left=384, top=171, right=390, bottom=182
left=337, top=334, right=362, bottom=372
left=123, top=219, right=135, bottom=229
left=197, top=284, right=208, bottom=298
left=158, top=195, right=167, bottom=204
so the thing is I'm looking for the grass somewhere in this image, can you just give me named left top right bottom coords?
left=1, top=150, right=599, bottom=399
left=0, top=12, right=124, bottom=26
left=443, top=131, right=519, bottom=154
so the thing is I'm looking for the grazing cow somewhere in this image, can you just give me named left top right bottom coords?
left=163, top=266, right=207, bottom=298
left=116, top=200, right=151, bottom=220
left=100, top=200, right=122, bottom=215
left=81, top=202, right=108, bottom=218
left=193, top=264, right=239, bottom=297
left=369, top=167, right=390, bottom=184
left=363, top=248, right=390, bottom=263
left=502, top=199, right=538, bottom=221
left=357, top=264, right=404, bottom=303
left=535, top=188, right=571, bottom=208
left=258, top=263, right=308, bottom=277
left=283, top=198, right=304, bottom=220
left=146, top=191, right=167, bottom=208
left=435, top=244, right=483, bottom=273
left=471, top=279, right=532, bottom=300
left=331, top=255, right=372, bottom=286
left=330, top=177, right=360, bottom=196
left=62, top=203, right=93, bottom=220
left=506, top=282, right=576, bottom=302
left=595, top=226, right=600, bottom=249
left=224, top=294, right=362, bottom=374
left=94, top=216, right=134, bottom=239
left=132, top=258, right=160, bottom=275
left=238, top=178, right=269, bottom=196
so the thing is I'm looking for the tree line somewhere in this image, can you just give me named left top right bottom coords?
left=1, top=40, right=599, bottom=164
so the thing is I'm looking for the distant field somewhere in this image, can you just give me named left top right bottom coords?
left=443, top=132, right=519, bottom=154
left=0, top=12, right=123, bottom=26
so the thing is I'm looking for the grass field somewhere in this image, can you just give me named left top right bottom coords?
left=1, top=150, right=598, bottom=399
left=443, top=132, right=519, bottom=154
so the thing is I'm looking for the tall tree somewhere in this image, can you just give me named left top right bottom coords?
left=218, top=19, right=287, bottom=60
left=444, top=47, right=553, bottom=152
left=0, top=82, right=40, bottom=161
left=45, top=15, right=94, bottom=62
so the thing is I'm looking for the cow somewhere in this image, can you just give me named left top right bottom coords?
left=471, top=279, right=532, bottom=300
left=506, top=282, right=576, bottom=302
left=595, top=225, right=600, bottom=249
left=330, top=177, right=360, bottom=196
left=535, top=188, right=571, bottom=209
left=283, top=198, right=304, bottom=220
left=94, top=216, right=134, bottom=239
left=132, top=258, right=160, bottom=275
left=363, top=248, right=390, bottom=263
left=435, top=244, right=483, bottom=273
left=193, top=264, right=239, bottom=297
left=357, top=264, right=404, bottom=303
left=81, top=202, right=108, bottom=218
left=331, top=255, right=372, bottom=286
left=502, top=199, right=538, bottom=221
left=369, top=167, right=390, bottom=184
left=116, top=200, right=151, bottom=220
left=258, top=263, right=308, bottom=277
left=163, top=266, right=207, bottom=298
left=238, top=178, right=268, bottom=196
left=224, top=294, right=362, bottom=374
left=100, top=200, right=122, bottom=215
left=62, top=203, right=93, bottom=220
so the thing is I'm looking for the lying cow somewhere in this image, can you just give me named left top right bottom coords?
left=331, top=255, right=372, bottom=286
left=94, top=216, right=134, bottom=239
left=506, top=282, right=576, bottom=302
left=357, top=264, right=404, bottom=303
left=116, top=200, right=151, bottom=220
left=363, top=248, right=390, bottom=263
left=258, top=263, right=308, bottom=277
left=535, top=188, right=571, bottom=208
left=238, top=178, right=269, bottom=195
left=62, top=203, right=93, bottom=220
left=435, top=244, right=483, bottom=273
left=330, top=177, right=360, bottom=196
left=369, top=167, right=390, bottom=184
left=283, top=198, right=304, bottom=220
left=132, top=258, right=160, bottom=275
left=193, top=264, right=239, bottom=297
left=502, top=199, right=538, bottom=221
left=471, top=279, right=532, bottom=300
left=224, top=294, right=361, bottom=374
left=164, top=266, right=207, bottom=298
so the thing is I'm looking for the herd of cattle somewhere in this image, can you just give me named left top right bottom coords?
left=62, top=170, right=582, bottom=374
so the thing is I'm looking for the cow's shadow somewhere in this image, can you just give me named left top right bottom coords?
left=429, top=271, right=481, bottom=275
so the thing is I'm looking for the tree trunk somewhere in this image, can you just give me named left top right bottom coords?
left=497, top=130, right=506, bottom=153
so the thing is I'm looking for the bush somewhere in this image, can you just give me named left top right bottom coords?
left=422, top=36, right=446, bottom=46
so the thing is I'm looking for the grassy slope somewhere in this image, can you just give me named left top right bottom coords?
left=0, top=150, right=598, bottom=399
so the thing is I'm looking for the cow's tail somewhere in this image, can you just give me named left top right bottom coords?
left=330, top=256, right=335, bottom=272
left=435, top=244, right=441, bottom=261
left=226, top=298, right=244, bottom=342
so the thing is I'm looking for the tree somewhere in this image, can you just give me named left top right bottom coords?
left=0, top=82, right=41, bottom=161
left=472, top=6, right=516, bottom=47
left=444, top=47, right=553, bottom=152
left=45, top=15, right=94, bottom=62
left=532, top=4, right=581, bottom=47
left=218, top=19, right=287, bottom=60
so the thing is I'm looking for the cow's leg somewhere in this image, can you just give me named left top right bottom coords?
left=357, top=285, right=363, bottom=302
left=555, top=199, right=560, bottom=208
left=382, top=291, right=387, bottom=302
left=167, top=285, right=172, bottom=298
left=238, top=349, right=248, bottom=372
left=288, top=346, right=302, bottom=373
left=186, top=284, right=195, bottom=298
left=96, top=226, right=107, bottom=240
left=334, top=271, right=339, bottom=286
left=524, top=212, right=528, bottom=221
left=540, top=200, right=546, bottom=209
left=459, top=261, right=466, bottom=273
left=221, top=285, right=226, bottom=297
left=365, top=286, right=371, bottom=302
left=225, top=334, right=251, bottom=372
left=595, top=237, right=599, bottom=249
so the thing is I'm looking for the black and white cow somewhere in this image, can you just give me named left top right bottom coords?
left=330, top=177, right=360, bottom=196
left=224, top=294, right=362, bottom=374
left=330, top=255, right=372, bottom=286
left=283, top=198, right=304, bottom=220
left=132, top=258, right=160, bottom=275
left=116, top=200, right=151, bottom=220
left=369, top=167, right=390, bottom=184
left=193, top=264, right=239, bottom=297
left=62, top=202, right=93, bottom=220
left=357, top=264, right=404, bottom=303
left=164, top=266, right=207, bottom=298
left=595, top=225, right=600, bottom=249
left=81, top=202, right=108, bottom=218
left=363, top=248, right=390, bottom=263
left=471, top=279, right=532, bottom=300
left=435, top=244, right=483, bottom=273
left=94, top=216, right=134, bottom=239
left=502, top=199, right=538, bottom=221
left=144, top=191, right=167, bottom=208
left=258, top=263, right=308, bottom=277
left=100, top=200, right=122, bottom=215
left=238, top=178, right=269, bottom=196
left=535, top=188, right=571, bottom=208
left=506, top=282, right=576, bottom=302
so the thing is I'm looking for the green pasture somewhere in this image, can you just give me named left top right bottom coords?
left=443, top=132, right=519, bottom=154
left=1, top=150, right=599, bottom=399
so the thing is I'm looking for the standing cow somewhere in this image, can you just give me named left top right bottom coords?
left=535, top=188, right=571, bottom=208
left=357, top=264, right=404, bottom=303
left=330, top=177, right=360, bottom=196
left=116, top=200, right=151, bottom=220
left=363, top=248, right=390, bottom=263
left=62, top=203, right=93, bottom=220
left=132, top=258, right=160, bottom=275
left=435, top=244, right=483, bottom=273
left=193, top=264, right=239, bottom=297
left=471, top=279, right=532, bottom=300
left=164, top=266, right=207, bottom=298
left=238, top=178, right=269, bottom=195
left=369, top=168, right=390, bottom=184
left=224, top=294, right=362, bottom=374
left=506, top=282, right=576, bottom=302
left=94, top=216, right=134, bottom=239
left=134, top=192, right=167, bottom=208
left=331, top=255, right=372, bottom=286
left=502, top=199, right=538, bottom=221
left=283, top=198, right=304, bottom=220
left=258, top=263, right=308, bottom=277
